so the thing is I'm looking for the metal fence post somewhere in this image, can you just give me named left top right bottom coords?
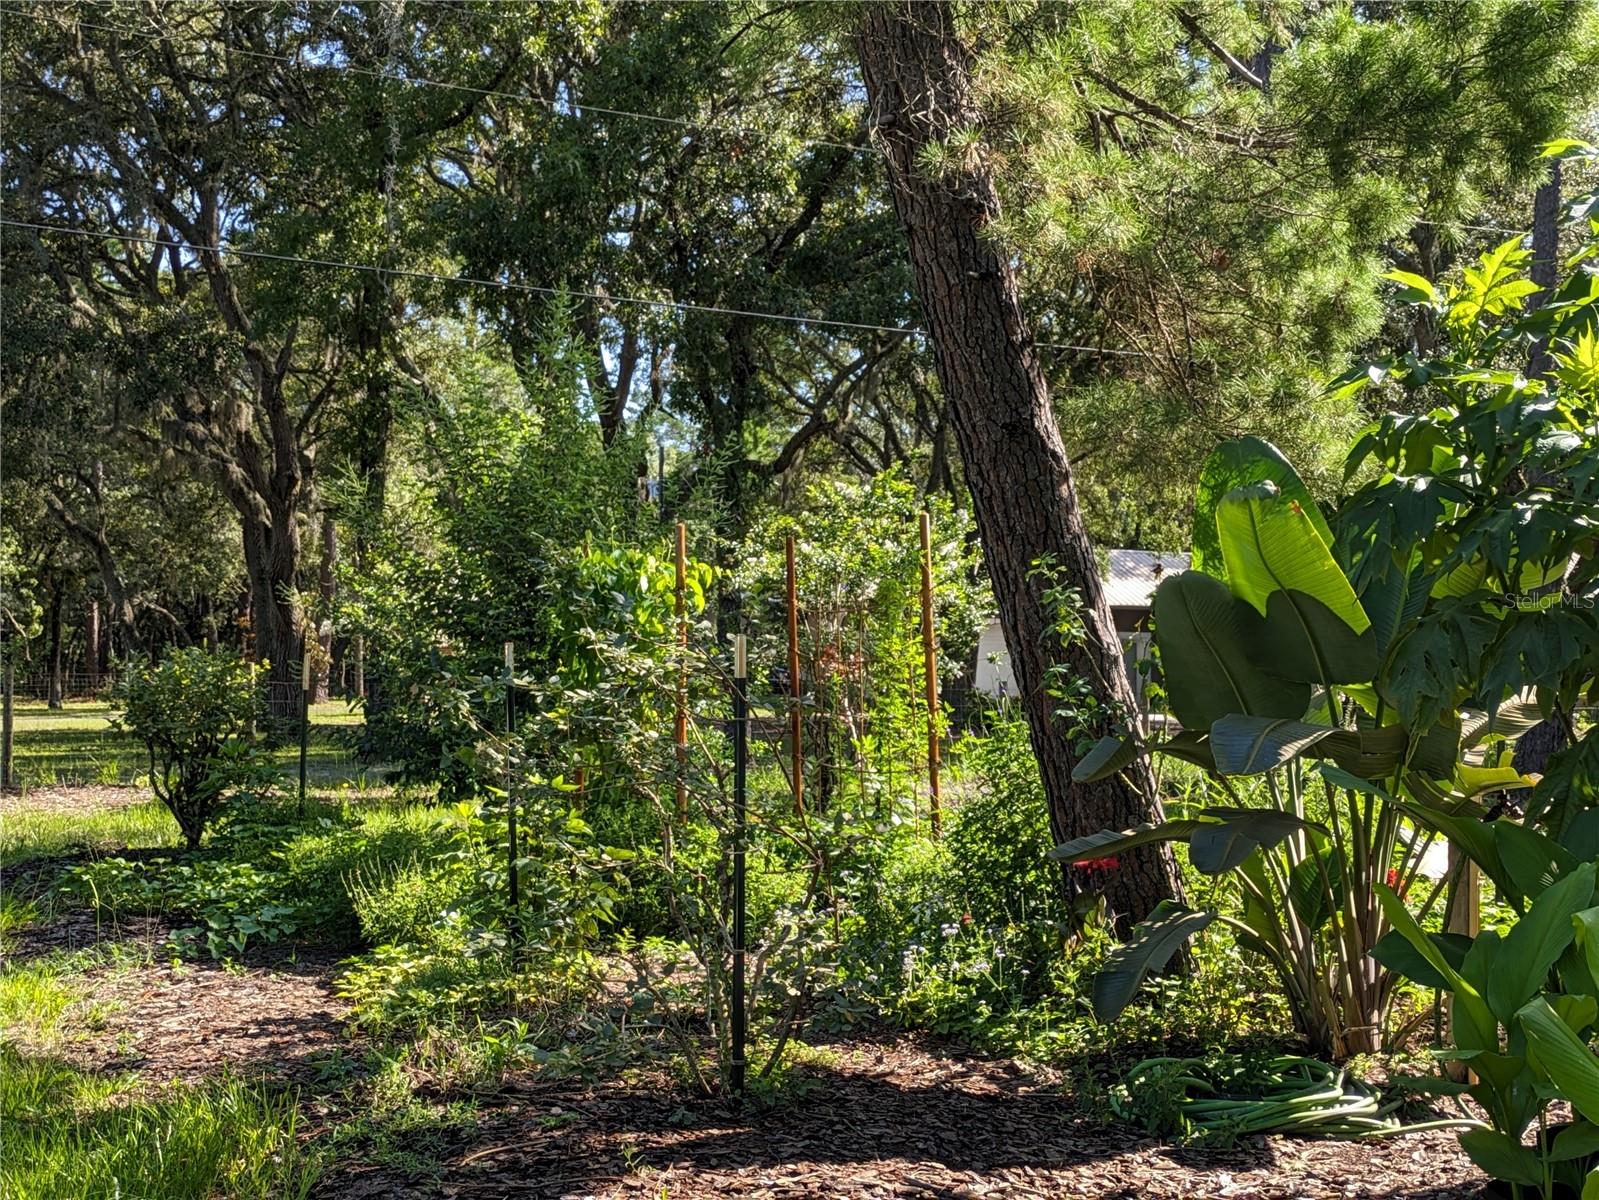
left=731, top=632, right=748, bottom=1096
left=298, top=651, right=310, bottom=816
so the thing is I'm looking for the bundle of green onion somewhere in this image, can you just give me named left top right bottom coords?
left=1110, top=1054, right=1473, bottom=1146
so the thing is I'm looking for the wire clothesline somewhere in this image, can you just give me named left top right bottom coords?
left=0, top=218, right=1152, bottom=358
left=34, top=15, right=1533, bottom=240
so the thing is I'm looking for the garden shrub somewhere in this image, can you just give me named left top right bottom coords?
left=116, top=648, right=269, bottom=849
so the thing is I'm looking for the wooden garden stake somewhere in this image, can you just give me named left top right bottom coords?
left=1444, top=845, right=1480, bottom=1083
left=675, top=521, right=688, bottom=819
left=298, top=647, right=310, bottom=816
left=731, top=633, right=749, bottom=1095
left=919, top=512, right=941, bottom=838
left=785, top=533, right=803, bottom=814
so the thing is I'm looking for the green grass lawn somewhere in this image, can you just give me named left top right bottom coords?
left=7, top=699, right=372, bottom=790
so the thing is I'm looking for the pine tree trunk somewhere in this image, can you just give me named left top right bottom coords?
left=858, top=1, right=1181, bottom=931
left=1518, top=159, right=1568, bottom=778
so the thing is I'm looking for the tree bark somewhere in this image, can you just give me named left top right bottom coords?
left=1517, top=158, right=1568, bottom=778
left=242, top=511, right=301, bottom=718
left=46, top=581, right=65, bottom=709
left=858, top=1, right=1180, bottom=932
left=85, top=599, right=101, bottom=693
left=317, top=511, right=338, bottom=702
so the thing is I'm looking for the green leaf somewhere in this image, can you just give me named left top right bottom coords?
left=1190, top=437, right=1333, bottom=580
left=1072, top=734, right=1140, bottom=783
left=1384, top=269, right=1438, bottom=304
left=1497, top=822, right=1580, bottom=905
left=1376, top=882, right=1497, bottom=1052
left=1555, top=1123, right=1599, bottom=1163
left=1151, top=572, right=1310, bottom=728
left=1187, top=807, right=1322, bottom=875
left=1370, top=929, right=1473, bottom=992
left=1288, top=845, right=1344, bottom=932
left=1051, top=820, right=1203, bottom=862
left=1216, top=481, right=1372, bottom=638
left=1488, top=863, right=1595, bottom=1020
left=1459, top=1130, right=1545, bottom=1186
left=1209, top=715, right=1416, bottom=779
left=1520, top=997, right=1599, bottom=1126
left=1092, top=905, right=1215, bottom=1023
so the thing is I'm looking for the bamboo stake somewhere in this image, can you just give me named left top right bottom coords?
left=675, top=521, right=688, bottom=819
left=785, top=533, right=804, bottom=815
left=920, top=512, right=941, bottom=838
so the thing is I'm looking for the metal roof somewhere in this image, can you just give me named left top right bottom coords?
left=1103, top=548, right=1191, bottom=610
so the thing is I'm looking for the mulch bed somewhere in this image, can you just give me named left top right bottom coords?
left=61, top=953, right=350, bottom=1084
left=0, top=783, right=151, bottom=816
left=317, top=1038, right=1486, bottom=1200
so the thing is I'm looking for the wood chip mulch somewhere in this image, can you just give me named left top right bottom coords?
left=318, top=1038, right=1487, bottom=1200
left=0, top=783, right=151, bottom=815
left=59, top=953, right=350, bottom=1085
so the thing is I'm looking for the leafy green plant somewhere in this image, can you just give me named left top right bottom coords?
left=115, top=648, right=270, bottom=848
left=1379, top=844, right=1599, bottom=1198
left=1062, top=224, right=1599, bottom=1057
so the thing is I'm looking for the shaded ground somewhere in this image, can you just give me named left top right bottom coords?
left=71, top=955, right=349, bottom=1085
left=317, top=1038, right=1485, bottom=1200
left=3, top=780, right=1489, bottom=1200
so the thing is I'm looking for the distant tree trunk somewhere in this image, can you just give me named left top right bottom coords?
left=46, top=582, right=64, bottom=709
left=1529, top=158, right=1563, bottom=381
left=316, top=511, right=338, bottom=702
left=1518, top=158, right=1567, bottom=780
left=858, top=1, right=1181, bottom=932
left=85, top=599, right=101, bottom=692
left=242, top=512, right=301, bottom=719
left=2, top=646, right=13, bottom=790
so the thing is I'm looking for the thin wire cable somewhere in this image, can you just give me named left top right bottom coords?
left=42, top=16, right=1540, bottom=241
left=0, top=218, right=1153, bottom=358
left=51, top=15, right=874, bottom=157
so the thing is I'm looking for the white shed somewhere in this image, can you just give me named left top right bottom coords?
left=973, top=549, right=1190, bottom=704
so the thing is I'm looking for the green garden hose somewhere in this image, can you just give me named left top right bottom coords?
left=1110, top=1054, right=1476, bottom=1146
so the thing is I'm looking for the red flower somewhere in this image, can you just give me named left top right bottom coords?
left=1386, top=869, right=1400, bottom=889
left=961, top=911, right=974, bottom=926
left=1075, top=857, right=1121, bottom=875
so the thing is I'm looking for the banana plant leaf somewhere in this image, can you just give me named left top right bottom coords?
left=1092, top=902, right=1216, bottom=1023
left=1463, top=692, right=1550, bottom=749
left=1258, top=588, right=1382, bottom=686
left=1051, top=819, right=1203, bottom=862
left=1188, top=807, right=1323, bottom=875
left=1072, top=730, right=1220, bottom=782
left=1071, top=734, right=1139, bottom=783
left=1208, top=714, right=1439, bottom=778
left=1190, top=436, right=1332, bottom=580
left=1216, top=482, right=1373, bottom=643
left=1152, top=571, right=1311, bottom=728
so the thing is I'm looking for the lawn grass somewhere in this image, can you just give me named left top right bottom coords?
left=0, top=800, right=182, bottom=868
left=0, top=1046, right=320, bottom=1200
left=7, top=698, right=373, bottom=789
